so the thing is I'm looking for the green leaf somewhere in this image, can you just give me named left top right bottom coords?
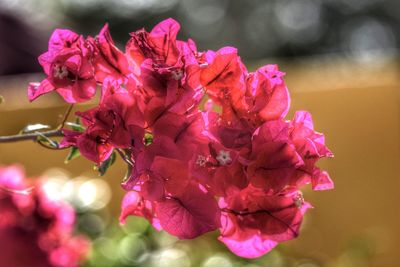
left=36, top=133, right=59, bottom=148
left=65, top=121, right=85, bottom=132
left=97, top=151, right=116, bottom=176
left=64, top=146, right=81, bottom=163
left=144, top=132, right=153, bottom=146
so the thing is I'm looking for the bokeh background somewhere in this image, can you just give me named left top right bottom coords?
left=1, top=0, right=400, bottom=266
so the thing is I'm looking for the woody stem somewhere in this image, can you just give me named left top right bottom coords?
left=58, top=104, right=74, bottom=129
left=0, top=104, right=73, bottom=144
left=0, top=129, right=63, bottom=143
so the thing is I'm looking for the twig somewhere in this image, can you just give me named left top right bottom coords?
left=0, top=129, right=63, bottom=143
left=116, top=148, right=134, bottom=166
left=36, top=139, right=69, bottom=150
left=58, top=104, right=74, bottom=129
left=0, top=104, right=73, bottom=144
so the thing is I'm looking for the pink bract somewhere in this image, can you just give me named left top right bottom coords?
left=30, top=18, right=333, bottom=259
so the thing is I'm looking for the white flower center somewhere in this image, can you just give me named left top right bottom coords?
left=196, top=155, right=207, bottom=167
left=53, top=65, right=68, bottom=79
left=171, top=69, right=183, bottom=80
left=293, top=192, right=304, bottom=209
left=216, top=150, right=232, bottom=166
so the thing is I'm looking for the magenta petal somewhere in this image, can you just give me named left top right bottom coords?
left=119, top=191, right=142, bottom=224
left=76, top=134, right=100, bottom=163
left=218, top=189, right=312, bottom=258
left=150, top=18, right=181, bottom=65
left=248, top=142, right=303, bottom=191
left=38, top=52, right=53, bottom=75
left=55, top=79, right=96, bottom=103
left=152, top=113, right=187, bottom=139
left=64, top=54, right=82, bottom=72
left=156, top=185, right=220, bottom=239
left=28, top=79, right=55, bottom=102
left=48, top=29, right=79, bottom=51
left=76, top=133, right=113, bottom=164
left=312, top=168, right=334, bottom=191
left=55, top=86, right=76, bottom=103
left=151, top=18, right=180, bottom=39
left=219, top=234, right=277, bottom=259
left=75, top=79, right=97, bottom=101
left=110, top=126, right=131, bottom=148
left=150, top=157, right=189, bottom=196
left=142, top=175, right=165, bottom=201
left=59, top=129, right=81, bottom=148
left=200, top=47, right=247, bottom=119
left=293, top=111, right=314, bottom=130
left=0, top=165, right=26, bottom=190
left=290, top=111, right=333, bottom=159
left=258, top=83, right=290, bottom=121
left=252, top=120, right=289, bottom=146
left=95, top=24, right=129, bottom=82
left=119, top=191, right=159, bottom=230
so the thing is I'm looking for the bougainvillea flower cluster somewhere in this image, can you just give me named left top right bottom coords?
left=29, top=18, right=333, bottom=258
left=0, top=165, right=89, bottom=267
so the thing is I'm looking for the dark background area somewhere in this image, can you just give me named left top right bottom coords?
left=0, top=0, right=399, bottom=75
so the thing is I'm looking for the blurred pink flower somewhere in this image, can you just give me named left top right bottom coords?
left=0, top=165, right=90, bottom=267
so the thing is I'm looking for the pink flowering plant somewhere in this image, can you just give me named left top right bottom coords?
left=1, top=18, right=333, bottom=259
left=0, top=165, right=90, bottom=267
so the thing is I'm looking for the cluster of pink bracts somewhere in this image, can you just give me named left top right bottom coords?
left=28, top=18, right=333, bottom=258
left=0, top=166, right=89, bottom=267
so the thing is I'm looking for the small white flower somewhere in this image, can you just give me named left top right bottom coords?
left=216, top=150, right=232, bottom=166
left=293, top=192, right=304, bottom=209
left=171, top=69, right=183, bottom=80
left=53, top=64, right=68, bottom=79
left=196, top=155, right=207, bottom=167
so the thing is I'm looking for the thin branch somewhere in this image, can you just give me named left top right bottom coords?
left=0, top=129, right=63, bottom=143
left=36, top=139, right=69, bottom=150
left=0, top=104, right=73, bottom=144
left=58, top=104, right=74, bottom=129
left=116, top=148, right=134, bottom=166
